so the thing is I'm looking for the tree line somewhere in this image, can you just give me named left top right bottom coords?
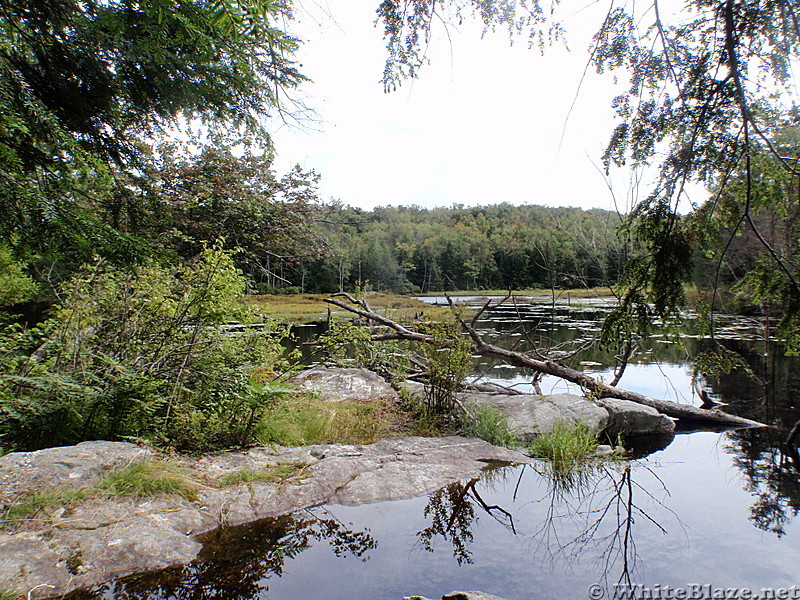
left=283, top=202, right=628, bottom=294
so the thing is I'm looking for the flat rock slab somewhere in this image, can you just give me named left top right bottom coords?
left=291, top=367, right=399, bottom=402
left=464, top=393, right=610, bottom=442
left=0, top=437, right=531, bottom=599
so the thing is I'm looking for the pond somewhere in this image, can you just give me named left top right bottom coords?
left=71, top=299, right=800, bottom=600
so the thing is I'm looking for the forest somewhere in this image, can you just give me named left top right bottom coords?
left=257, top=202, right=628, bottom=294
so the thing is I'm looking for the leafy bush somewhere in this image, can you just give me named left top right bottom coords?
left=0, top=244, right=36, bottom=307
left=418, top=320, right=472, bottom=415
left=0, top=246, right=295, bottom=453
left=318, top=321, right=410, bottom=382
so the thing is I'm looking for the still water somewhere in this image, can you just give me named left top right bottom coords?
left=76, top=300, right=800, bottom=600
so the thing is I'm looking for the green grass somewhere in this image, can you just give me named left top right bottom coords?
left=245, top=292, right=453, bottom=323
left=1, top=488, right=89, bottom=526
left=417, top=287, right=614, bottom=299
left=97, top=460, right=200, bottom=502
left=1, top=459, right=202, bottom=530
left=460, top=402, right=518, bottom=447
left=257, top=393, right=405, bottom=446
left=214, top=464, right=307, bottom=487
left=528, top=421, right=598, bottom=476
left=0, top=584, right=20, bottom=600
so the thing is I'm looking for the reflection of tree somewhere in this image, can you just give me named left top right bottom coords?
left=77, top=508, right=376, bottom=599
left=414, top=462, right=674, bottom=597
left=727, top=428, right=800, bottom=537
left=527, top=462, right=675, bottom=597
left=416, top=472, right=516, bottom=565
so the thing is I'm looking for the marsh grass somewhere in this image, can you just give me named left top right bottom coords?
left=528, top=422, right=598, bottom=476
left=214, top=464, right=307, bottom=487
left=245, top=293, right=453, bottom=323
left=460, top=402, right=518, bottom=448
left=257, top=393, right=403, bottom=446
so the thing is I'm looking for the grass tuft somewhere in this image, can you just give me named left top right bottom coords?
left=257, top=393, right=402, bottom=446
left=0, top=584, right=20, bottom=600
left=460, top=402, right=518, bottom=447
left=1, top=488, right=88, bottom=527
left=97, top=460, right=200, bottom=502
left=215, top=464, right=306, bottom=487
left=528, top=421, right=598, bottom=476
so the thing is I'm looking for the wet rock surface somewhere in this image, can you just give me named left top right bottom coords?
left=0, top=437, right=531, bottom=598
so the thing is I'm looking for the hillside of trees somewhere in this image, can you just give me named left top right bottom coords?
left=270, top=202, right=627, bottom=294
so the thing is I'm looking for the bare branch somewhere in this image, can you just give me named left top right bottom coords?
left=325, top=295, right=766, bottom=428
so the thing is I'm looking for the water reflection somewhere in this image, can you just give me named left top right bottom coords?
left=414, top=462, right=679, bottom=599
left=416, top=471, right=517, bottom=566
left=726, top=428, right=800, bottom=537
left=70, top=509, right=376, bottom=600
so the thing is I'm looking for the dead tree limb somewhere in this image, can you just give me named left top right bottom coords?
left=323, top=296, right=766, bottom=429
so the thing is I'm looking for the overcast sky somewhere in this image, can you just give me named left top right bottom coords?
left=269, top=2, right=661, bottom=213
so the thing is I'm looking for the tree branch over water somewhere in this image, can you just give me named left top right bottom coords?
left=323, top=294, right=765, bottom=428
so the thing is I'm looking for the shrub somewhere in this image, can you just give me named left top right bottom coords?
left=0, top=244, right=37, bottom=307
left=317, top=321, right=410, bottom=382
left=418, top=320, right=472, bottom=415
left=0, top=246, right=295, bottom=452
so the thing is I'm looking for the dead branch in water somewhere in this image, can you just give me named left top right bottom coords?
left=323, top=294, right=766, bottom=429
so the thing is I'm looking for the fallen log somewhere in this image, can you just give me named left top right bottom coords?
left=323, top=294, right=766, bottom=429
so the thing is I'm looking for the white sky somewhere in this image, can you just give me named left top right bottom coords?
left=269, top=1, right=659, bottom=213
